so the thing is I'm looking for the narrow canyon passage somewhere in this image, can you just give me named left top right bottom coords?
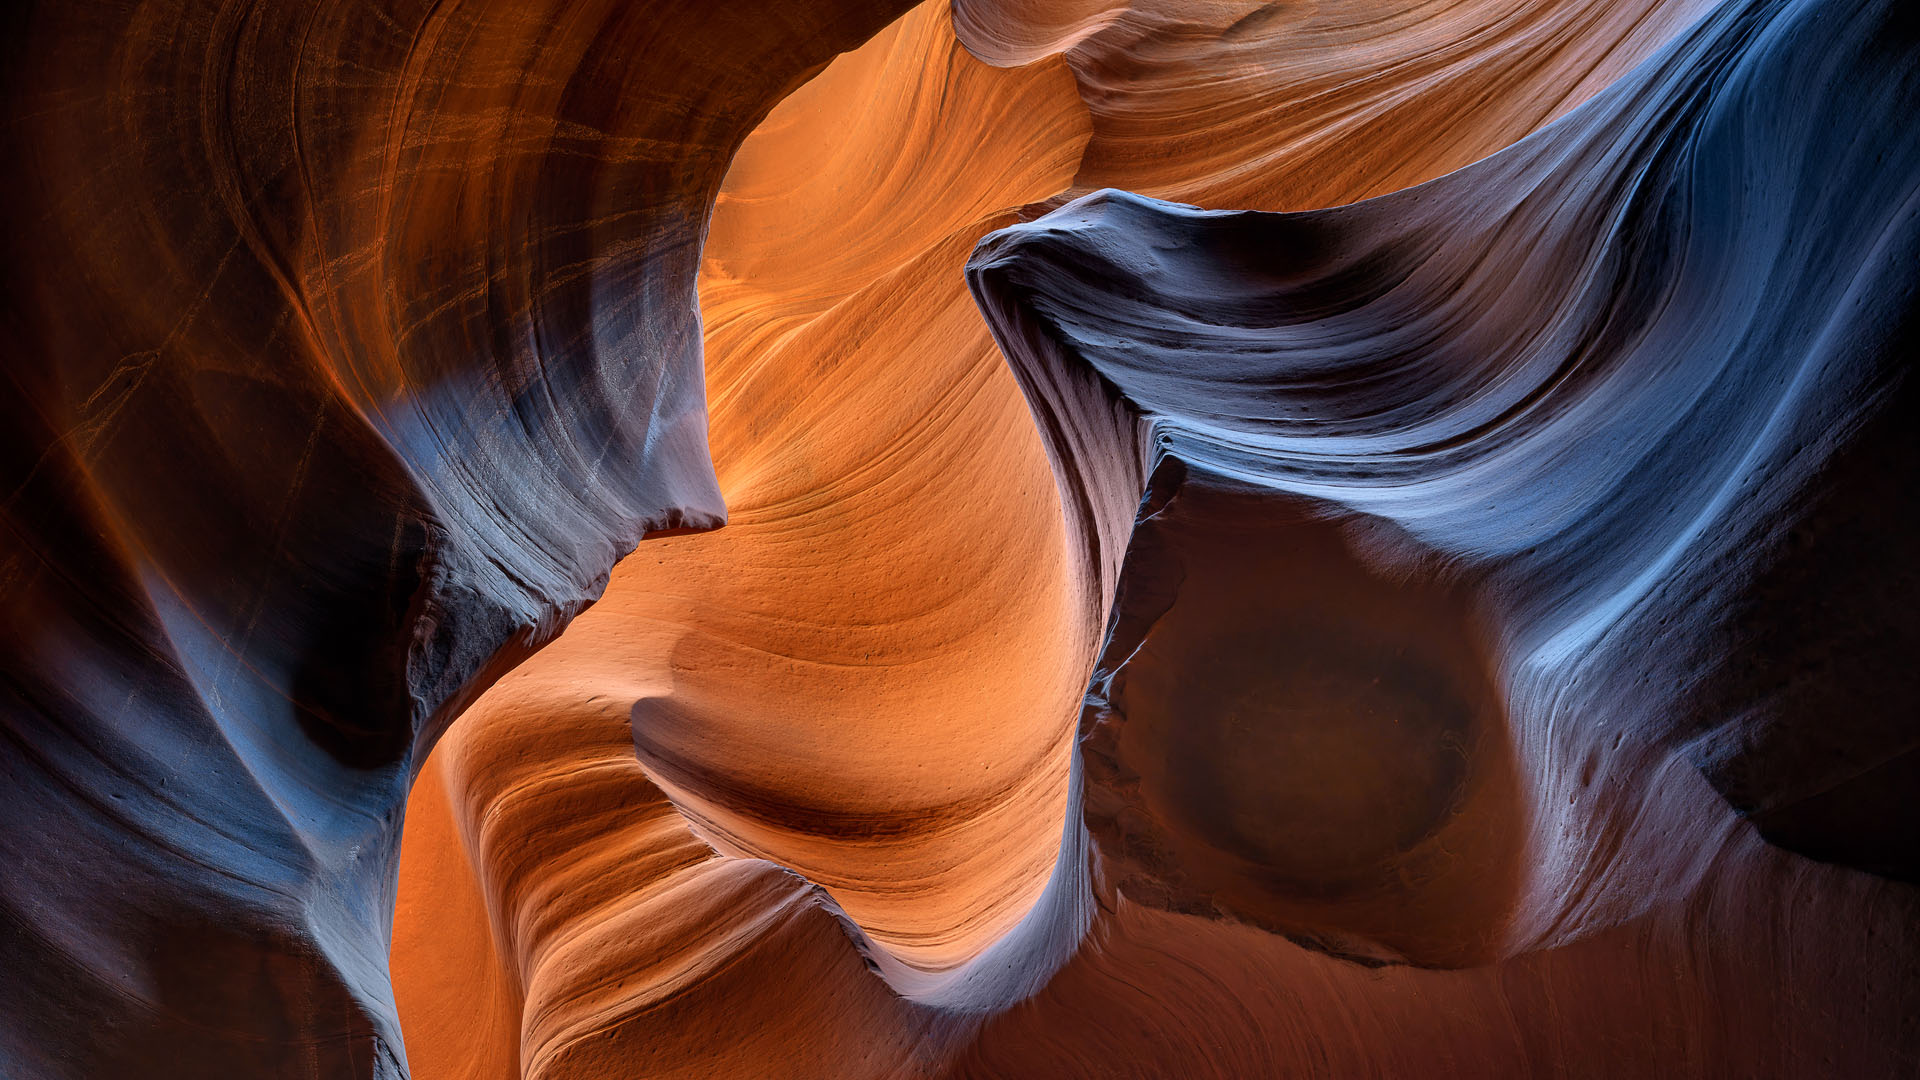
left=3, top=0, right=1915, bottom=1077
left=392, top=9, right=1096, bottom=1076
left=390, top=0, right=1920, bottom=1077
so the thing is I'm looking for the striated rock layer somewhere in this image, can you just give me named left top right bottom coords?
left=954, top=0, right=1725, bottom=209
left=0, top=0, right=911, bottom=1075
left=392, top=8, right=1097, bottom=1074
left=2, top=0, right=1915, bottom=1076
left=391, top=0, right=1919, bottom=1077
left=964, top=0, right=1920, bottom=1072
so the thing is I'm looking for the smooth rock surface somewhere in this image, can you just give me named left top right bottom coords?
left=0, top=0, right=908, bottom=1075
left=4, top=0, right=1914, bottom=1075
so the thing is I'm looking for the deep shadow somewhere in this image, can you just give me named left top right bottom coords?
left=1081, top=465, right=1526, bottom=967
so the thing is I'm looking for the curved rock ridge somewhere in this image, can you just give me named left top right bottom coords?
left=954, top=0, right=1724, bottom=210
left=6, top=0, right=1916, bottom=1074
left=397, top=0, right=1776, bottom=1065
left=0, top=0, right=912, bottom=1076
left=393, top=3, right=1097, bottom=1072
left=391, top=0, right=1919, bottom=1075
left=962, top=0, right=1919, bottom=1070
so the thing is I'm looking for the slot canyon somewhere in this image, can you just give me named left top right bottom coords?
left=1, top=0, right=1916, bottom=1076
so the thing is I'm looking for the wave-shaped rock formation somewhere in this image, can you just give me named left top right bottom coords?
left=3, top=0, right=1915, bottom=1076
left=0, top=0, right=908, bottom=1073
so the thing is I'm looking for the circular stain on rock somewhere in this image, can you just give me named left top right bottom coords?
left=1161, top=624, right=1477, bottom=894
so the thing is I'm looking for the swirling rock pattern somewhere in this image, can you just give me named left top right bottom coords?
left=964, top=0, right=1920, bottom=1073
left=3, top=0, right=1916, bottom=1076
left=392, top=11, right=1097, bottom=1074
left=953, top=0, right=1724, bottom=209
left=0, top=0, right=907, bottom=1075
